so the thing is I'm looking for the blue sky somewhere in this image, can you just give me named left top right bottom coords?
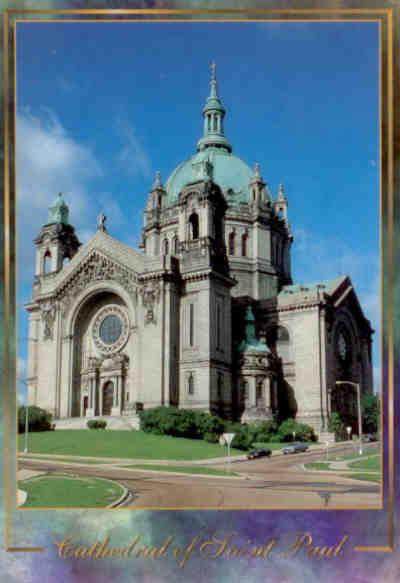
left=16, top=21, right=380, bottom=401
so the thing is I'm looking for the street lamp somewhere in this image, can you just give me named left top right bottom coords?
left=346, top=426, right=352, bottom=441
left=292, top=431, right=296, bottom=442
left=336, top=381, right=363, bottom=455
left=18, top=378, right=30, bottom=453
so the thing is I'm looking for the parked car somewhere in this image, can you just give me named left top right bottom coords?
left=282, top=442, right=309, bottom=454
left=247, top=448, right=272, bottom=460
left=362, top=433, right=378, bottom=443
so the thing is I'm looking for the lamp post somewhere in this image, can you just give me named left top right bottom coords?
left=336, top=381, right=363, bottom=455
left=18, top=378, right=30, bottom=453
left=292, top=431, right=296, bottom=442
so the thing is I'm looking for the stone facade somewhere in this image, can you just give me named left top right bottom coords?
left=26, top=67, right=373, bottom=435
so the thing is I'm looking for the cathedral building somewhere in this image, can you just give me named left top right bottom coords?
left=26, top=66, right=373, bottom=435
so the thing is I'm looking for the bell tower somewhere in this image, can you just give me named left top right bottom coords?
left=34, top=193, right=80, bottom=277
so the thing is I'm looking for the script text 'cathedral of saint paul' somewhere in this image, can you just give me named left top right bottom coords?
left=26, top=65, right=373, bottom=436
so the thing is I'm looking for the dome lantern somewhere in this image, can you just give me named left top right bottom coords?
left=197, top=62, right=232, bottom=153
left=48, top=192, right=69, bottom=225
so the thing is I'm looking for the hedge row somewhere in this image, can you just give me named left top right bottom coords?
left=18, top=406, right=53, bottom=433
left=139, top=407, right=317, bottom=450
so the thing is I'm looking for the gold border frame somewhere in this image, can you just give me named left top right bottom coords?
left=2, top=7, right=394, bottom=554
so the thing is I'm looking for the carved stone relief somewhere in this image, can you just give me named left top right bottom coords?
left=40, top=301, right=57, bottom=340
left=139, top=281, right=161, bottom=324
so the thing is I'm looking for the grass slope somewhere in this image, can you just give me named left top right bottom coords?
left=341, top=473, right=380, bottom=483
left=124, top=464, right=237, bottom=476
left=348, top=455, right=380, bottom=471
left=20, top=474, right=124, bottom=508
left=18, top=430, right=243, bottom=460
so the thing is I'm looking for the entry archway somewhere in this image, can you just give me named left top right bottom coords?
left=102, top=381, right=114, bottom=415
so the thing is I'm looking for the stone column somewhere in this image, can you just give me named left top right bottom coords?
left=249, top=376, right=256, bottom=408
left=264, top=376, right=271, bottom=411
left=99, top=381, right=103, bottom=417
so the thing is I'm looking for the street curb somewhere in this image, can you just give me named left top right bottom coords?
left=107, top=481, right=130, bottom=508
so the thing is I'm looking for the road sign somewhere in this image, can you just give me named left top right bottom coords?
left=222, top=433, right=235, bottom=446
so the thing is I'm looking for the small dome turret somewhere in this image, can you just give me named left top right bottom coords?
left=48, top=192, right=69, bottom=225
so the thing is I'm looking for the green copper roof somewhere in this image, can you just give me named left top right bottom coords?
left=165, top=147, right=253, bottom=206
left=238, top=306, right=269, bottom=353
left=48, top=192, right=69, bottom=225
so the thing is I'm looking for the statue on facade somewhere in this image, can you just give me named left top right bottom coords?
left=97, top=212, right=107, bottom=231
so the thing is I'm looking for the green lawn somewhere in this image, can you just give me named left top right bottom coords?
left=20, top=474, right=125, bottom=508
left=305, top=462, right=333, bottom=471
left=123, top=464, right=237, bottom=476
left=348, top=455, right=380, bottom=472
left=18, top=430, right=243, bottom=460
left=329, top=450, right=379, bottom=463
left=341, top=473, right=380, bottom=484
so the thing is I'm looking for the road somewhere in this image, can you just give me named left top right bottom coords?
left=18, top=443, right=380, bottom=510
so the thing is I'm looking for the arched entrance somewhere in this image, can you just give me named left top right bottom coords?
left=102, top=381, right=114, bottom=416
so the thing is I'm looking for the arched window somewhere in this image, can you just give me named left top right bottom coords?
left=189, top=212, right=199, bottom=240
left=241, top=233, right=248, bottom=257
left=217, top=373, right=223, bottom=400
left=62, top=255, right=70, bottom=268
left=43, top=250, right=52, bottom=274
left=228, top=232, right=235, bottom=255
left=256, top=378, right=264, bottom=403
left=172, top=235, right=179, bottom=255
left=214, top=213, right=223, bottom=241
left=162, top=238, right=169, bottom=256
left=188, top=373, right=195, bottom=395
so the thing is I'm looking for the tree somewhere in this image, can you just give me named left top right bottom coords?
left=361, top=393, right=380, bottom=433
left=18, top=406, right=52, bottom=433
left=327, top=412, right=345, bottom=441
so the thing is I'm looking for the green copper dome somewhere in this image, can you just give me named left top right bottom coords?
left=165, top=63, right=254, bottom=207
left=165, top=147, right=253, bottom=206
left=48, top=192, right=69, bottom=225
left=238, top=306, right=269, bottom=354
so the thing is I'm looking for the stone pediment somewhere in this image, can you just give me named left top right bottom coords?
left=55, top=247, right=140, bottom=316
left=38, top=229, right=144, bottom=294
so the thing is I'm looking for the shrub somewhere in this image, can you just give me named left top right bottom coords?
left=361, top=393, right=380, bottom=433
left=204, top=432, right=219, bottom=443
left=139, top=406, right=225, bottom=440
left=87, top=419, right=107, bottom=430
left=277, top=419, right=316, bottom=442
left=196, top=412, right=225, bottom=437
left=18, top=406, right=52, bottom=433
left=224, top=422, right=254, bottom=451
left=251, top=420, right=279, bottom=443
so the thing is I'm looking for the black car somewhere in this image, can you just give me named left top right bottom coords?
left=247, top=448, right=272, bottom=460
left=362, top=433, right=378, bottom=443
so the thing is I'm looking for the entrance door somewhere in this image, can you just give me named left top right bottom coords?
left=83, top=396, right=88, bottom=416
left=102, top=381, right=114, bottom=415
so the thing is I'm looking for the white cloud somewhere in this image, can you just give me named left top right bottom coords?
left=292, top=226, right=380, bottom=329
left=17, top=357, right=27, bottom=379
left=16, top=107, right=103, bottom=285
left=113, top=113, right=151, bottom=179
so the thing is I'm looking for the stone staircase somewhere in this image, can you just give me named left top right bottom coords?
left=54, top=415, right=140, bottom=431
